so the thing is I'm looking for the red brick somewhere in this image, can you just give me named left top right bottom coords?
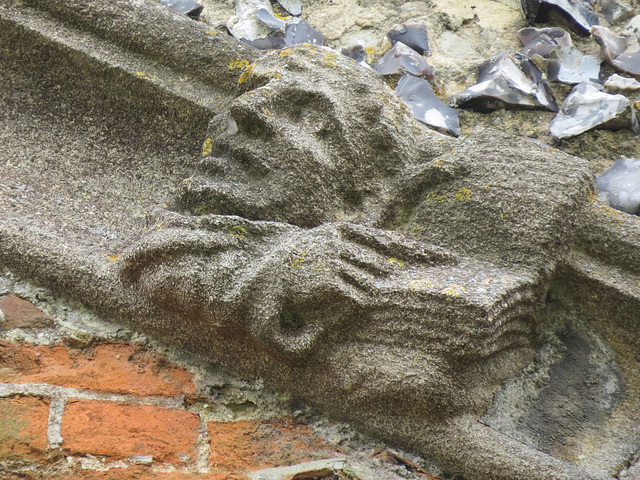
left=0, top=396, right=50, bottom=460
left=0, top=342, right=196, bottom=396
left=2, top=467, right=241, bottom=480
left=208, top=417, right=338, bottom=472
left=61, top=400, right=200, bottom=464
left=0, top=295, right=54, bottom=331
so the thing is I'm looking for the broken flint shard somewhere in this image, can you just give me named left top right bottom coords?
left=549, top=81, right=639, bottom=139
left=396, top=75, right=460, bottom=136
left=520, top=0, right=599, bottom=35
left=158, top=0, right=203, bottom=19
left=388, top=23, right=430, bottom=55
left=256, top=7, right=286, bottom=31
left=341, top=43, right=369, bottom=66
left=547, top=46, right=601, bottom=85
left=449, top=52, right=558, bottom=113
left=591, top=25, right=640, bottom=76
left=241, top=36, right=287, bottom=50
left=276, top=0, right=302, bottom=16
left=604, top=73, right=640, bottom=92
left=372, top=42, right=434, bottom=79
left=519, top=27, right=572, bottom=58
left=601, top=0, right=634, bottom=26
left=284, top=20, right=323, bottom=46
left=596, top=158, right=640, bottom=215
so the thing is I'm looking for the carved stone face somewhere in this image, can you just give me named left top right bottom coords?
left=177, top=46, right=453, bottom=228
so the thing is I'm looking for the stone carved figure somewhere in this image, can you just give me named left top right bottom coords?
left=2, top=1, right=640, bottom=479
left=118, top=47, right=595, bottom=479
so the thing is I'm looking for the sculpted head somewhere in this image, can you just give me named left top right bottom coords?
left=122, top=45, right=543, bottom=412
left=178, top=45, right=454, bottom=227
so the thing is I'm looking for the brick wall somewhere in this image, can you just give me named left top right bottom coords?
left=0, top=294, right=343, bottom=480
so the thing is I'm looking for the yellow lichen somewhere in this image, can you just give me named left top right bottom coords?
left=238, top=63, right=255, bottom=84
left=408, top=279, right=432, bottom=289
left=291, top=250, right=307, bottom=269
left=425, top=192, right=448, bottom=203
left=263, top=107, right=272, bottom=117
left=274, top=12, right=290, bottom=20
left=315, top=261, right=328, bottom=272
left=280, top=48, right=292, bottom=57
left=202, top=138, right=213, bottom=157
left=455, top=188, right=471, bottom=201
left=206, top=29, right=218, bottom=35
left=135, top=71, right=157, bottom=82
left=228, top=59, right=250, bottom=70
left=107, top=254, right=121, bottom=262
left=388, top=257, right=405, bottom=268
left=442, top=284, right=467, bottom=296
left=230, top=225, right=246, bottom=238
left=322, top=53, right=338, bottom=67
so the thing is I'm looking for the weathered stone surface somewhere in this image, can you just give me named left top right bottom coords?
left=1, top=1, right=640, bottom=480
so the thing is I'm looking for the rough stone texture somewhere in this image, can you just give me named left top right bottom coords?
left=0, top=396, right=50, bottom=460
left=0, top=295, right=54, bottom=331
left=0, top=1, right=639, bottom=480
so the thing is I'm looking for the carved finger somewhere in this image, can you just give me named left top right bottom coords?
left=336, top=222, right=457, bottom=267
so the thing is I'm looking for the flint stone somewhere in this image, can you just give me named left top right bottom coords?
left=550, top=82, right=639, bottom=139
left=241, top=35, right=287, bottom=50
left=387, top=23, right=430, bottom=56
left=159, top=0, right=203, bottom=19
left=520, top=0, right=599, bottom=35
left=449, top=52, right=558, bottom=112
left=284, top=19, right=323, bottom=46
left=591, top=25, right=640, bottom=76
left=621, top=14, right=640, bottom=37
left=604, top=73, right=640, bottom=92
left=256, top=7, right=286, bottom=31
left=547, top=45, right=601, bottom=85
left=341, top=43, right=369, bottom=66
left=600, top=0, right=634, bottom=25
left=395, top=75, right=460, bottom=136
left=372, top=42, right=434, bottom=79
left=275, top=0, right=302, bottom=16
left=2, top=2, right=640, bottom=480
left=596, top=158, right=640, bottom=215
left=519, top=26, right=572, bottom=58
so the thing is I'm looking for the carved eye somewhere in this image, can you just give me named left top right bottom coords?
left=279, top=310, right=305, bottom=330
left=229, top=103, right=270, bottom=138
